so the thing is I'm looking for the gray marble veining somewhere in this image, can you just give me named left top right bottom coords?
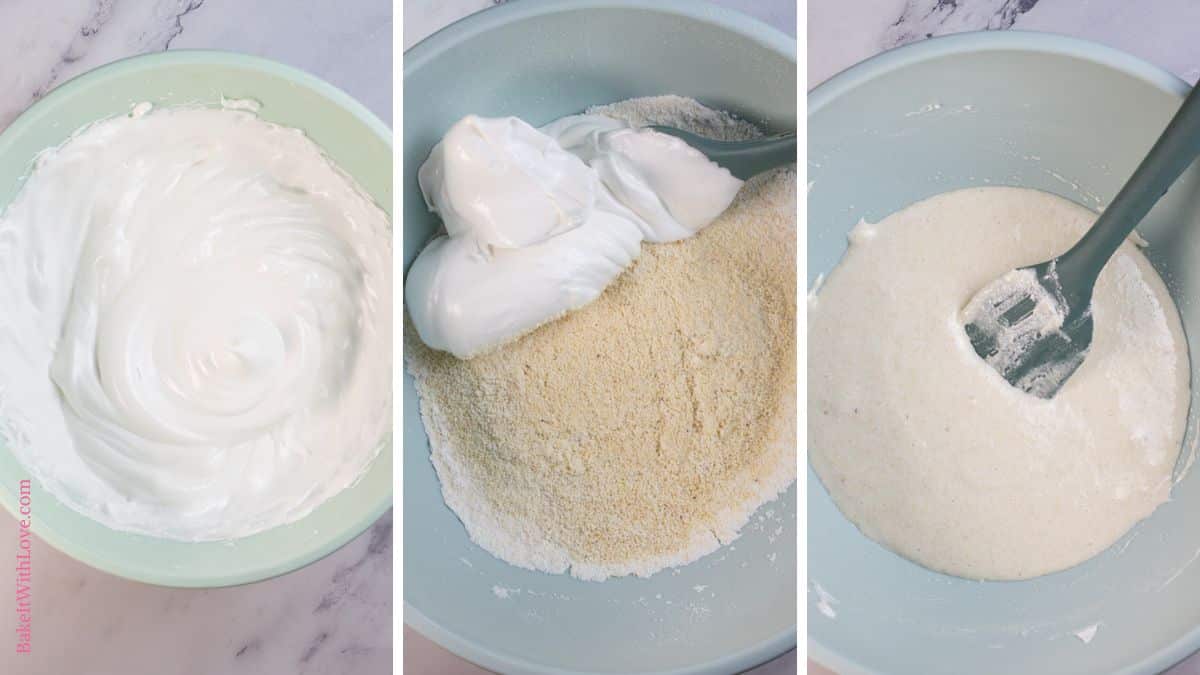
left=884, top=0, right=1039, bottom=48
left=810, top=0, right=1200, bottom=87
left=0, top=0, right=206, bottom=128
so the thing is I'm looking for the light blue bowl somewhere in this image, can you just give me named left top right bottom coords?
left=810, top=32, right=1200, bottom=675
left=403, top=2, right=796, bottom=673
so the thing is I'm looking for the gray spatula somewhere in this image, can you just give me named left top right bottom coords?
left=647, top=126, right=796, bottom=180
left=963, top=84, right=1200, bottom=399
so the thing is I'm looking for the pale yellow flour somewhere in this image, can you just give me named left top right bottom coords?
left=406, top=167, right=796, bottom=580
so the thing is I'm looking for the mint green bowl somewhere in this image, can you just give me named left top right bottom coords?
left=0, top=51, right=393, bottom=588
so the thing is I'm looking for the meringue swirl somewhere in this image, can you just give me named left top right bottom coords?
left=0, top=103, right=391, bottom=540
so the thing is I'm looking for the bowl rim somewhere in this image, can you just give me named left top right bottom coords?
left=807, top=29, right=1199, bottom=675
left=404, top=0, right=796, bottom=78
left=402, top=1, right=796, bottom=674
left=0, top=48, right=393, bottom=588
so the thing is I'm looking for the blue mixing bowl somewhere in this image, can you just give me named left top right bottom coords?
left=810, top=31, right=1200, bottom=675
left=403, top=2, right=796, bottom=673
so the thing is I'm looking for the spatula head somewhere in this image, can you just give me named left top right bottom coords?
left=961, top=264, right=1093, bottom=399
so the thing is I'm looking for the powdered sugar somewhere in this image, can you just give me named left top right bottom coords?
left=587, top=95, right=763, bottom=142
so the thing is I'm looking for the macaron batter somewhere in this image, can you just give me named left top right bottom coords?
left=809, top=187, right=1189, bottom=580
left=0, top=103, right=392, bottom=541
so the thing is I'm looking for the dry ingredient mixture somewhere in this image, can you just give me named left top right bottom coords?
left=406, top=97, right=796, bottom=580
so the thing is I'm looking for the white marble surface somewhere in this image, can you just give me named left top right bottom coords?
left=809, top=0, right=1200, bottom=673
left=401, top=4, right=796, bottom=673
left=809, top=0, right=1200, bottom=89
left=0, top=2, right=392, bottom=674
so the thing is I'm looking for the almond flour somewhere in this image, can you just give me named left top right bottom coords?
left=405, top=99, right=796, bottom=580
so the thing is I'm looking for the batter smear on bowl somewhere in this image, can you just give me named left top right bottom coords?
left=406, top=98, right=796, bottom=580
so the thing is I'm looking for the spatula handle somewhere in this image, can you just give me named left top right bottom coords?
left=1058, top=84, right=1200, bottom=294
left=647, top=126, right=797, bottom=180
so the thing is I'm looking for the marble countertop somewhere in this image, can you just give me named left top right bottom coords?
left=0, top=2, right=391, bottom=674
left=810, top=0, right=1200, bottom=90
left=809, top=1, right=1200, bottom=674
left=402, top=2, right=795, bottom=674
